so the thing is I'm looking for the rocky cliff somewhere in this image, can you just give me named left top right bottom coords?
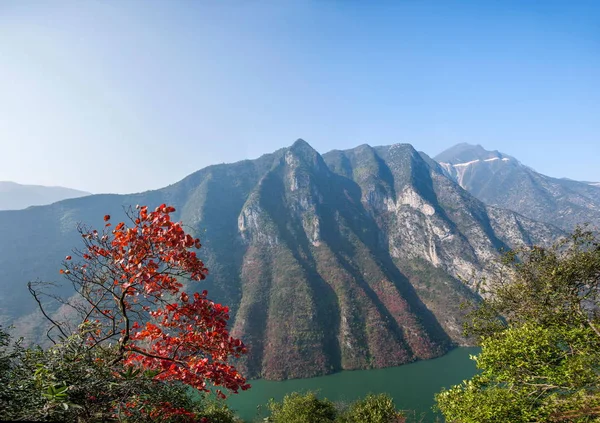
left=436, top=143, right=600, bottom=231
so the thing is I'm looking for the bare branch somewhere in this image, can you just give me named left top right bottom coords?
left=27, top=281, right=68, bottom=343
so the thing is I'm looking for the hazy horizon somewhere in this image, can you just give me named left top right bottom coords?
left=1, top=0, right=598, bottom=194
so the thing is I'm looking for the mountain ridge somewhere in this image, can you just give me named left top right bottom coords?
left=435, top=143, right=600, bottom=231
left=0, top=181, right=91, bottom=210
left=0, top=140, right=562, bottom=380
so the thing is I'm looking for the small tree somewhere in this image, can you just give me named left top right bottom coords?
left=264, top=392, right=408, bottom=423
left=29, top=204, right=249, bottom=420
left=338, top=393, right=405, bottom=423
left=435, top=229, right=600, bottom=422
left=266, top=391, right=337, bottom=423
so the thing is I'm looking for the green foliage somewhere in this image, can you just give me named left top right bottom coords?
left=436, top=379, right=541, bottom=423
left=436, top=323, right=600, bottom=422
left=466, top=227, right=600, bottom=339
left=436, top=229, right=600, bottom=422
left=0, top=325, right=44, bottom=420
left=197, top=399, right=241, bottom=423
left=337, top=393, right=404, bottom=423
left=266, top=391, right=337, bottom=423
left=0, top=327, right=240, bottom=422
left=264, top=392, right=407, bottom=423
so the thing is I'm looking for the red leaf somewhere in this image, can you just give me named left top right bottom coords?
left=59, top=204, right=248, bottom=397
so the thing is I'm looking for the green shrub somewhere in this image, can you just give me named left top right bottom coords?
left=0, top=326, right=42, bottom=421
left=435, top=230, right=600, bottom=422
left=264, top=392, right=406, bottom=423
left=198, top=399, right=241, bottom=423
left=266, top=391, right=337, bottom=423
left=0, top=327, right=240, bottom=422
left=338, top=393, right=404, bottom=423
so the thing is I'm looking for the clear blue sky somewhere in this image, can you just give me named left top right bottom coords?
left=1, top=0, right=598, bottom=193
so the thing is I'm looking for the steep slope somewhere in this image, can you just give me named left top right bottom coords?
left=435, top=143, right=600, bottom=231
left=0, top=181, right=90, bottom=210
left=0, top=140, right=561, bottom=380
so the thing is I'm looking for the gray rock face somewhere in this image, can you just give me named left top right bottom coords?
left=325, top=144, right=559, bottom=288
left=435, top=143, right=600, bottom=231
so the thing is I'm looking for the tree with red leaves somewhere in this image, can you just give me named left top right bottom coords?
left=28, top=204, right=249, bottom=420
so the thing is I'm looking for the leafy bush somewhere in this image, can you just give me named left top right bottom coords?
left=0, top=326, right=241, bottom=422
left=0, top=326, right=43, bottom=421
left=198, top=399, right=241, bottom=423
left=436, top=229, right=600, bottom=422
left=266, top=391, right=337, bottom=423
left=338, top=393, right=404, bottom=423
left=264, top=391, right=407, bottom=423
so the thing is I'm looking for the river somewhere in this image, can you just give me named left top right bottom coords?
left=226, top=347, right=480, bottom=422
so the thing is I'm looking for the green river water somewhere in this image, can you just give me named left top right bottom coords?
left=226, top=347, right=480, bottom=422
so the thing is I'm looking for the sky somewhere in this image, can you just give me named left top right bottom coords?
left=0, top=0, right=598, bottom=194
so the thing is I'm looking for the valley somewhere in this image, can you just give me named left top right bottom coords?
left=2, top=4, right=597, bottom=420
left=0, top=139, right=569, bottom=379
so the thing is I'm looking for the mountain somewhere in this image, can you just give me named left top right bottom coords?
left=0, top=140, right=561, bottom=380
left=0, top=181, right=90, bottom=210
left=435, top=143, right=600, bottom=231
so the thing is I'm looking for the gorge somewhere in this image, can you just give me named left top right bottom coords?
left=0, top=139, right=571, bottom=381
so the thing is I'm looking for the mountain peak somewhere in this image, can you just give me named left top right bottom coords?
left=434, top=143, right=510, bottom=165
left=287, top=138, right=325, bottom=168
left=433, top=143, right=600, bottom=231
left=291, top=138, right=312, bottom=149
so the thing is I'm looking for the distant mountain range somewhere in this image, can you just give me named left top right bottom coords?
left=0, top=181, right=90, bottom=210
left=0, top=140, right=562, bottom=380
left=435, top=143, right=600, bottom=231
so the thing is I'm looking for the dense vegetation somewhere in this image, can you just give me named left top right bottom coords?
left=1, top=198, right=598, bottom=421
left=436, top=229, right=600, bottom=422
left=0, top=328, right=238, bottom=422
